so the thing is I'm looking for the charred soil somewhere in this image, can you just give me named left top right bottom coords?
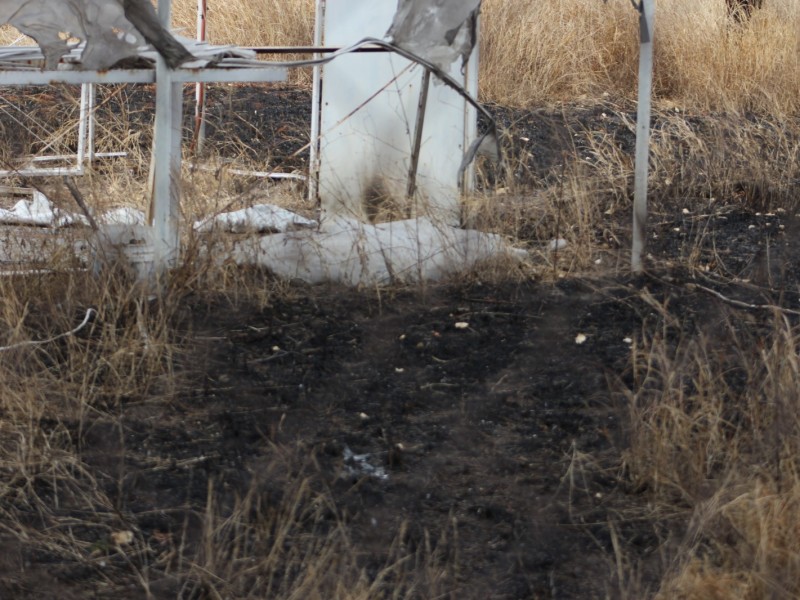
left=1, top=84, right=800, bottom=598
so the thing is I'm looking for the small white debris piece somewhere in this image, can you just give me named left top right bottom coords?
left=682, top=208, right=690, bottom=215
left=343, top=445, right=388, bottom=481
left=673, top=227, right=681, bottom=233
left=454, top=322, right=469, bottom=330
left=358, top=412, right=369, bottom=420
left=575, top=333, right=588, bottom=345
left=623, top=337, right=633, bottom=345
left=548, top=238, right=568, bottom=252
left=748, top=224, right=756, bottom=230
left=271, top=345, right=280, bottom=352
left=395, top=367, right=405, bottom=373
left=194, top=204, right=318, bottom=234
left=110, top=530, right=134, bottom=546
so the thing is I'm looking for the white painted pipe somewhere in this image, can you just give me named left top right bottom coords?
left=631, top=0, right=655, bottom=274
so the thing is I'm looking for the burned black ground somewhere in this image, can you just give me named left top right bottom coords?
left=1, top=84, right=800, bottom=598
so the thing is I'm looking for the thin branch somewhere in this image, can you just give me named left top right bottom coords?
left=0, top=308, right=96, bottom=353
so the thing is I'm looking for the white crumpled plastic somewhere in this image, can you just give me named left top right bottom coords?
left=0, top=0, right=145, bottom=69
left=386, top=0, right=481, bottom=70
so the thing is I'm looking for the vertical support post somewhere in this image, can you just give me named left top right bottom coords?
left=461, top=15, right=480, bottom=197
left=631, top=0, right=655, bottom=274
left=406, top=68, right=431, bottom=201
left=151, top=0, right=182, bottom=272
left=158, top=0, right=172, bottom=24
left=87, top=83, right=96, bottom=163
left=192, top=0, right=207, bottom=154
left=152, top=58, right=182, bottom=269
left=76, top=83, right=90, bottom=175
left=308, top=0, right=325, bottom=204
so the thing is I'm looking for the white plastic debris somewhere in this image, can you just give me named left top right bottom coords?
left=0, top=194, right=149, bottom=229
left=343, top=446, right=388, bottom=481
left=386, top=0, right=481, bottom=70
left=0, top=0, right=193, bottom=70
left=548, top=238, right=568, bottom=252
left=0, top=192, right=86, bottom=227
left=575, top=333, right=588, bottom=345
left=194, top=204, right=318, bottom=234
left=98, top=207, right=146, bottom=226
left=228, top=215, right=527, bottom=286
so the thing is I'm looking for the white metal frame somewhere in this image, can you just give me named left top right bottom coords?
left=0, top=0, right=287, bottom=274
left=0, top=0, right=660, bottom=276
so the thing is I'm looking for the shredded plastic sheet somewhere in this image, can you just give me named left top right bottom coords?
left=0, top=193, right=147, bottom=227
left=386, top=0, right=481, bottom=70
left=229, top=215, right=527, bottom=286
left=194, top=205, right=318, bottom=234
left=0, top=0, right=190, bottom=69
left=0, top=191, right=85, bottom=227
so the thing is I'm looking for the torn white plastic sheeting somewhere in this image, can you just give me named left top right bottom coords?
left=0, top=194, right=148, bottom=228
left=229, top=216, right=526, bottom=286
left=387, top=0, right=481, bottom=70
left=194, top=204, right=318, bottom=234
left=0, top=192, right=86, bottom=227
left=0, top=0, right=190, bottom=70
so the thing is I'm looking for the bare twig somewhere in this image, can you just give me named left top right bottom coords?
left=0, top=308, right=96, bottom=352
left=686, top=283, right=800, bottom=316
left=63, top=176, right=99, bottom=231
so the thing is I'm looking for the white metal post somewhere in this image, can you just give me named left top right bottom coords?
left=87, top=83, right=96, bottom=162
left=194, top=0, right=208, bottom=153
left=308, top=0, right=325, bottom=203
left=631, top=0, right=655, bottom=274
left=151, top=0, right=182, bottom=270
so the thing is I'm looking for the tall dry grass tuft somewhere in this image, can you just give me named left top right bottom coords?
left=172, top=0, right=315, bottom=49
left=624, top=301, right=800, bottom=598
left=480, top=0, right=639, bottom=107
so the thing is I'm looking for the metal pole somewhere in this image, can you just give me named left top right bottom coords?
left=87, top=83, right=96, bottom=163
left=75, top=83, right=89, bottom=175
left=151, top=56, right=183, bottom=271
left=158, top=0, right=172, bottom=25
left=406, top=68, right=431, bottom=200
left=631, top=0, right=655, bottom=274
left=151, top=0, right=182, bottom=272
left=308, top=0, right=325, bottom=204
left=192, top=0, right=207, bottom=154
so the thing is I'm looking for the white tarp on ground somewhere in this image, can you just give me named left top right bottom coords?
left=387, top=0, right=481, bottom=70
left=228, top=215, right=526, bottom=286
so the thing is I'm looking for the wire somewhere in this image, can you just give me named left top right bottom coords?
left=0, top=307, right=96, bottom=352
